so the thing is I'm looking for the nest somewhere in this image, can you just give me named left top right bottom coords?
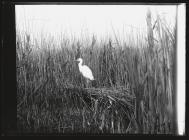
left=56, top=86, right=137, bottom=132
left=59, top=86, right=136, bottom=120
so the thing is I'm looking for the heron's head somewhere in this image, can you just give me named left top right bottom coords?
left=76, top=58, right=83, bottom=63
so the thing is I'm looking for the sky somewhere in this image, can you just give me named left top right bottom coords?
left=15, top=5, right=177, bottom=42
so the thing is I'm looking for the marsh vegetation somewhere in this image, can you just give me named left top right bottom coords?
left=16, top=10, right=176, bottom=134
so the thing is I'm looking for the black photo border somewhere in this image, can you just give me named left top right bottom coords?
left=1, top=0, right=188, bottom=137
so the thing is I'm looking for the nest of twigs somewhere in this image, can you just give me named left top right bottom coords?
left=56, top=86, right=137, bottom=133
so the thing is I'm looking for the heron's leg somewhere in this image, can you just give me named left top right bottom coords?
left=87, top=79, right=91, bottom=88
left=86, top=79, right=89, bottom=88
left=86, top=79, right=93, bottom=103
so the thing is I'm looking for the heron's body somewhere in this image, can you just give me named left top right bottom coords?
left=77, top=58, right=94, bottom=81
left=78, top=63, right=94, bottom=81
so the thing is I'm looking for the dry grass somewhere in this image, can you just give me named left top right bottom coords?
left=16, top=11, right=176, bottom=134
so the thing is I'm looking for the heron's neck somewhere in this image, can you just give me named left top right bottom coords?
left=78, top=60, right=83, bottom=67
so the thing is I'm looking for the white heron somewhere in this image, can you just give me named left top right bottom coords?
left=76, top=58, right=94, bottom=87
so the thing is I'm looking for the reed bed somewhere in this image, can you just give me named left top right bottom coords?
left=17, top=11, right=176, bottom=134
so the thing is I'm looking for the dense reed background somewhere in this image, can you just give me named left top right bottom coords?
left=16, top=11, right=176, bottom=134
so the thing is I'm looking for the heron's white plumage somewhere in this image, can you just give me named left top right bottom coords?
left=76, top=58, right=94, bottom=81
